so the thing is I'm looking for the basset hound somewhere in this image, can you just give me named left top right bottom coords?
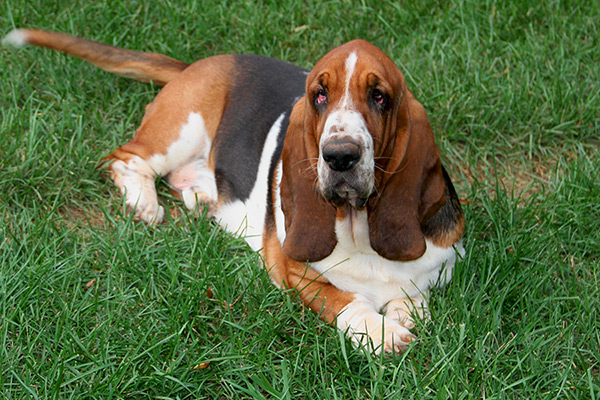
left=5, top=29, right=465, bottom=353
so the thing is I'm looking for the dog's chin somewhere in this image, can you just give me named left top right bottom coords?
left=321, top=182, right=370, bottom=209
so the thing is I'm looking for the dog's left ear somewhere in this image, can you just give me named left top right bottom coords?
left=368, top=91, right=446, bottom=261
left=280, top=100, right=338, bottom=262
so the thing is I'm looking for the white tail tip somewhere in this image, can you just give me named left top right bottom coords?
left=2, top=29, right=29, bottom=47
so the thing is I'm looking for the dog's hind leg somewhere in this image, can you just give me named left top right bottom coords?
left=167, top=158, right=218, bottom=215
left=108, top=153, right=164, bottom=224
left=105, top=106, right=217, bottom=224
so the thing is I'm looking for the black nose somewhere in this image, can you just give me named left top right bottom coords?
left=322, top=141, right=361, bottom=171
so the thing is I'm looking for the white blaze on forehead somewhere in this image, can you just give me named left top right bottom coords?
left=340, top=51, right=358, bottom=109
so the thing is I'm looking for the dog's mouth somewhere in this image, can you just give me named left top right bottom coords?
left=321, top=180, right=371, bottom=209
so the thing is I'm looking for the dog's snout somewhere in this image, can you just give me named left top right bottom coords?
left=322, top=141, right=361, bottom=172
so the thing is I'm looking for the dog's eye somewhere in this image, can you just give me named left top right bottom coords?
left=372, top=90, right=386, bottom=106
left=314, top=88, right=328, bottom=108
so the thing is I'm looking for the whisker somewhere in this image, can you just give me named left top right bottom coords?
left=374, top=156, right=395, bottom=161
left=372, top=160, right=408, bottom=176
left=300, top=160, right=319, bottom=176
left=290, top=157, right=317, bottom=166
left=372, top=184, right=382, bottom=199
left=290, top=157, right=319, bottom=175
left=312, top=176, right=321, bottom=192
left=374, top=164, right=387, bottom=173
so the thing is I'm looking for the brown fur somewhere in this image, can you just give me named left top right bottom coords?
left=280, top=101, right=338, bottom=262
left=20, top=29, right=189, bottom=85
left=105, top=56, right=236, bottom=166
left=430, top=216, right=465, bottom=248
left=263, top=232, right=356, bottom=323
left=367, top=89, right=447, bottom=261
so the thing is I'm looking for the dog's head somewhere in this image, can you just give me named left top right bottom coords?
left=280, top=40, right=446, bottom=262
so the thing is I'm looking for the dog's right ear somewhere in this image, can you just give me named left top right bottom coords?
left=280, top=100, right=338, bottom=262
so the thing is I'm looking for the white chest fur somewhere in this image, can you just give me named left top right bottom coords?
left=311, top=210, right=462, bottom=311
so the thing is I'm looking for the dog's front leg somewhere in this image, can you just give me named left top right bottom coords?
left=285, top=265, right=415, bottom=354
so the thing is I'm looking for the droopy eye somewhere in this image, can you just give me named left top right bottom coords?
left=372, top=89, right=386, bottom=106
left=314, top=88, right=328, bottom=108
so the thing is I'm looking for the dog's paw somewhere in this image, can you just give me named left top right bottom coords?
left=383, top=294, right=428, bottom=330
left=131, top=201, right=165, bottom=224
left=181, top=188, right=215, bottom=215
left=168, top=159, right=217, bottom=214
left=110, top=157, right=163, bottom=224
left=337, top=299, right=415, bottom=354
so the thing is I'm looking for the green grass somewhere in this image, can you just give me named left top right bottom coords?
left=1, top=0, right=599, bottom=398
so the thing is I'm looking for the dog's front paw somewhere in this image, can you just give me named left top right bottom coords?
left=132, top=201, right=164, bottom=224
left=383, top=294, right=428, bottom=330
left=337, top=298, right=415, bottom=354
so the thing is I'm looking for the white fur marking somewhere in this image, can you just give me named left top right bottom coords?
left=159, top=112, right=217, bottom=212
left=324, top=210, right=463, bottom=353
left=2, top=29, right=28, bottom=47
left=312, top=210, right=461, bottom=311
left=317, top=110, right=374, bottom=200
left=110, top=156, right=164, bottom=224
left=341, top=52, right=358, bottom=109
left=111, top=111, right=212, bottom=223
left=147, top=112, right=210, bottom=175
left=215, top=114, right=286, bottom=251
left=336, top=294, right=414, bottom=354
left=273, top=161, right=287, bottom=246
left=169, top=159, right=218, bottom=211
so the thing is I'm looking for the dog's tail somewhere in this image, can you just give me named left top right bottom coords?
left=3, top=29, right=190, bottom=86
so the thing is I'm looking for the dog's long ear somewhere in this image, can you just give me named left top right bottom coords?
left=280, top=100, right=337, bottom=262
left=368, top=91, right=446, bottom=261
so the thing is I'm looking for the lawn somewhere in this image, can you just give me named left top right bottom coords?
left=1, top=0, right=599, bottom=398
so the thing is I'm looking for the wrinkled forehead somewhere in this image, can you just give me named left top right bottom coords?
left=307, top=40, right=404, bottom=95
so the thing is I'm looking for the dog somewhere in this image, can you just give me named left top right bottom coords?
left=4, top=29, right=465, bottom=353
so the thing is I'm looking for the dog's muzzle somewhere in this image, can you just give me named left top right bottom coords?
left=322, top=140, right=361, bottom=172
left=319, top=137, right=373, bottom=208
